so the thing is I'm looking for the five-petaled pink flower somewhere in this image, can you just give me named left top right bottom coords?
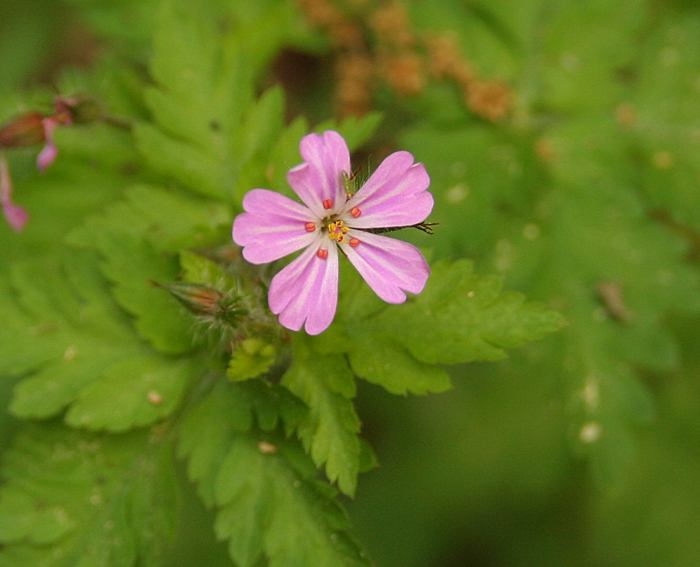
left=232, top=130, right=433, bottom=335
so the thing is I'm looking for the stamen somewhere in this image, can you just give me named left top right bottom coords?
left=317, top=248, right=328, bottom=260
left=350, top=238, right=360, bottom=248
left=327, top=219, right=350, bottom=243
left=350, top=207, right=361, bottom=218
left=322, top=199, right=333, bottom=210
left=304, top=222, right=316, bottom=233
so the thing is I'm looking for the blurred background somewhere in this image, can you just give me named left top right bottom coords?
left=2, top=0, right=700, bottom=565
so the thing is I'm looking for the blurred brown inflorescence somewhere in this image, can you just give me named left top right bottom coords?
left=296, top=0, right=512, bottom=121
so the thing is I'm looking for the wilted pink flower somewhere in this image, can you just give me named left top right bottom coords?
left=0, top=155, right=29, bottom=232
left=0, top=96, right=87, bottom=232
left=232, top=130, right=433, bottom=335
left=37, top=118, right=60, bottom=172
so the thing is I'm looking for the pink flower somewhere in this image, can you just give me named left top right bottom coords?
left=232, top=130, right=433, bottom=335
left=1, top=155, right=29, bottom=232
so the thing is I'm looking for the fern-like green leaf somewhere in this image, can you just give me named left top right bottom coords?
left=0, top=424, right=179, bottom=567
left=321, top=260, right=564, bottom=396
left=69, top=184, right=231, bottom=254
left=133, top=1, right=311, bottom=206
left=282, top=337, right=362, bottom=496
left=96, top=231, right=194, bottom=355
left=3, top=253, right=197, bottom=432
left=178, top=381, right=369, bottom=567
left=632, top=12, right=700, bottom=232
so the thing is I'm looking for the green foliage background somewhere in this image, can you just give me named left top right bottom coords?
left=1, top=0, right=699, bottom=565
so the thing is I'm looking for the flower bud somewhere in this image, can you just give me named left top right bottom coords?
left=155, top=281, right=246, bottom=326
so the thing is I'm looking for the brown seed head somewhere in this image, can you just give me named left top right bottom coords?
left=370, top=2, right=414, bottom=48
left=335, top=53, right=375, bottom=116
left=329, top=20, right=364, bottom=49
left=466, top=80, right=513, bottom=121
left=380, top=52, right=426, bottom=96
left=297, top=0, right=341, bottom=28
left=425, top=34, right=473, bottom=83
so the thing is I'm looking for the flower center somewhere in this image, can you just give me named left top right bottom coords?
left=306, top=207, right=364, bottom=254
left=327, top=219, right=349, bottom=243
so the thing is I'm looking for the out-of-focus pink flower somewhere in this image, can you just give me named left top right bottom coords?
left=0, top=156, right=29, bottom=232
left=232, top=130, right=433, bottom=335
left=37, top=118, right=60, bottom=172
left=0, top=96, right=93, bottom=232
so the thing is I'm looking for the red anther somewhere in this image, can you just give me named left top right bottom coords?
left=350, top=207, right=361, bottom=218
left=322, top=199, right=333, bottom=209
left=304, top=222, right=316, bottom=232
left=317, top=248, right=329, bottom=260
left=349, top=238, right=360, bottom=248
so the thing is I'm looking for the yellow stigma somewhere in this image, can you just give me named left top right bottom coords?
left=327, top=219, right=350, bottom=243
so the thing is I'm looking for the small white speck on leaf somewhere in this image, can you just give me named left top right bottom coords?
left=258, top=441, right=278, bottom=455
left=147, top=391, right=163, bottom=405
left=579, top=422, right=602, bottom=444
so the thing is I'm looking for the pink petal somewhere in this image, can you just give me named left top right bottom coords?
left=3, top=203, right=29, bottom=232
left=340, top=230, right=429, bottom=304
left=287, top=163, right=326, bottom=218
left=269, top=238, right=339, bottom=335
left=293, top=131, right=350, bottom=213
left=37, top=143, right=58, bottom=172
left=342, top=152, right=433, bottom=229
left=232, top=189, right=318, bottom=264
left=1, top=156, right=29, bottom=232
left=242, top=188, right=312, bottom=220
left=37, top=118, right=59, bottom=172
